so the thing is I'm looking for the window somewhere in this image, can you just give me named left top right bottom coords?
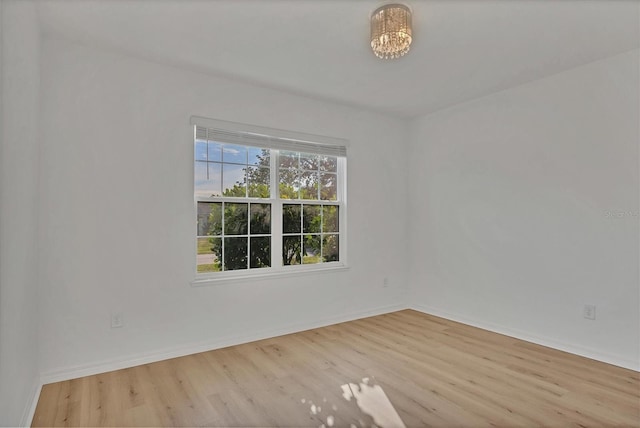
left=193, top=117, right=347, bottom=281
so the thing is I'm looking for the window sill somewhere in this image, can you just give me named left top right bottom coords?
left=190, top=263, right=350, bottom=287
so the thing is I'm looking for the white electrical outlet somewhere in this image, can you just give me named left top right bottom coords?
left=111, top=311, right=124, bottom=328
left=583, top=305, right=596, bottom=320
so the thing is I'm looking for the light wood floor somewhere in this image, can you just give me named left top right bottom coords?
left=33, top=310, right=640, bottom=427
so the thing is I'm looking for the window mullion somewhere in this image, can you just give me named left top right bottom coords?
left=271, top=150, right=283, bottom=268
left=221, top=201, right=226, bottom=271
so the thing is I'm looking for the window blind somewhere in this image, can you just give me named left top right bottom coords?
left=191, top=116, right=348, bottom=157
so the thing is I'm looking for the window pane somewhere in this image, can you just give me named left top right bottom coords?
left=303, top=205, right=321, bottom=233
left=300, top=153, right=318, bottom=171
left=300, top=171, right=319, bottom=200
left=282, top=204, right=301, bottom=233
left=283, top=236, right=301, bottom=265
left=249, top=147, right=269, bottom=167
left=320, top=156, right=337, bottom=172
left=323, top=234, right=339, bottom=262
left=250, top=204, right=271, bottom=234
left=279, top=169, right=299, bottom=199
left=197, top=237, right=221, bottom=272
left=279, top=151, right=299, bottom=169
left=223, top=237, right=248, bottom=270
left=195, top=140, right=208, bottom=161
left=224, top=203, right=248, bottom=235
left=195, top=162, right=222, bottom=197
left=247, top=166, right=270, bottom=198
left=222, top=144, right=247, bottom=164
left=320, top=173, right=337, bottom=201
left=197, top=237, right=214, bottom=255
left=223, top=163, right=247, bottom=197
left=197, top=202, right=222, bottom=236
left=207, top=141, right=222, bottom=162
left=322, top=205, right=339, bottom=233
left=250, top=237, right=271, bottom=268
left=303, top=234, right=321, bottom=264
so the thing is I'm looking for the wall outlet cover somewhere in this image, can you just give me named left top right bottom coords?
left=111, top=312, right=124, bottom=328
left=583, top=305, right=596, bottom=320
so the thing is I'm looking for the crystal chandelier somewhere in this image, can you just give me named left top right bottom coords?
left=370, top=4, right=413, bottom=59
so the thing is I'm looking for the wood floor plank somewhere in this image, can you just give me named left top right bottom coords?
left=32, top=310, right=640, bottom=427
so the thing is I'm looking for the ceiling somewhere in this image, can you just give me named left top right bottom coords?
left=37, top=0, right=639, bottom=118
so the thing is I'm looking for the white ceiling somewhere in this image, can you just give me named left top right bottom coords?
left=37, top=0, right=639, bottom=118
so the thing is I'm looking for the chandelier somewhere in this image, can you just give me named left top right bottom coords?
left=370, top=4, right=413, bottom=59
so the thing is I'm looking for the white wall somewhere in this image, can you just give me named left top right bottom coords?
left=38, top=38, right=410, bottom=379
left=408, top=50, right=640, bottom=370
left=0, top=0, right=41, bottom=425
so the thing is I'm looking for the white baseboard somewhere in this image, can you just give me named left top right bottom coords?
left=40, top=303, right=409, bottom=385
left=20, top=380, right=41, bottom=428
left=410, top=304, right=640, bottom=372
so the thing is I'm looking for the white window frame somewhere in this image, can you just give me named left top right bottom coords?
left=191, top=117, right=348, bottom=286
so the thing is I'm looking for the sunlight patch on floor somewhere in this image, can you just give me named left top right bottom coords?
left=341, top=377, right=406, bottom=428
